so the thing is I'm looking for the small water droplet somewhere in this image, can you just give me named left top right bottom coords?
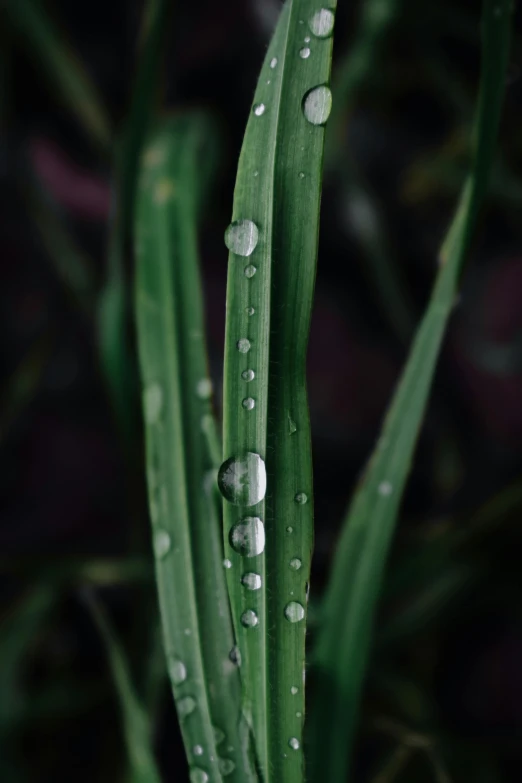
left=295, top=492, right=308, bottom=505
left=284, top=601, right=305, bottom=623
left=144, top=383, right=163, bottom=424
left=193, top=745, right=204, bottom=756
left=253, top=170, right=259, bottom=177
left=153, top=529, right=171, bottom=559
left=378, top=481, right=393, bottom=497
left=178, top=696, right=196, bottom=718
left=241, top=572, right=262, bottom=590
left=218, top=453, right=267, bottom=506
left=219, top=759, right=236, bottom=776
left=244, top=264, right=257, bottom=278
left=237, top=338, right=251, bottom=353
left=304, top=36, right=311, bottom=43
left=270, top=57, right=278, bottom=68
left=242, top=397, right=255, bottom=411
left=168, top=657, right=187, bottom=685
left=309, top=8, right=335, bottom=37
left=241, top=609, right=259, bottom=628
left=242, top=369, right=255, bottom=382
left=213, top=727, right=225, bottom=745
left=296, top=711, right=302, bottom=718
left=298, top=172, right=305, bottom=179
left=189, top=769, right=208, bottom=783
left=299, top=47, right=311, bottom=59
left=289, top=558, right=302, bottom=571
left=291, top=686, right=299, bottom=695
left=196, top=378, right=213, bottom=399
left=266, top=79, right=271, bottom=85
left=229, top=645, right=242, bottom=666
left=253, top=103, right=266, bottom=116
left=225, top=219, right=259, bottom=257
left=288, top=415, right=297, bottom=433
left=154, top=178, right=175, bottom=204
left=223, top=558, right=232, bottom=569
left=230, top=516, right=265, bottom=556
left=286, top=526, right=293, bottom=534
left=184, top=628, right=192, bottom=636
left=246, top=306, right=255, bottom=316
left=288, top=737, right=300, bottom=751
left=302, top=85, right=332, bottom=125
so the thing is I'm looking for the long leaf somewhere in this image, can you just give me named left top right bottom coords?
left=220, top=2, right=336, bottom=781
left=309, top=2, right=512, bottom=781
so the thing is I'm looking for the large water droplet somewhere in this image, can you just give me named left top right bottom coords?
left=154, top=529, right=171, bottom=559
left=229, top=645, right=242, bottom=666
left=242, top=369, right=255, bottom=382
left=225, top=219, right=259, bottom=257
left=241, top=609, right=259, bottom=628
left=242, top=397, right=255, bottom=411
left=244, top=264, right=257, bottom=278
left=196, top=378, right=213, bottom=399
left=178, top=696, right=196, bottom=718
left=219, top=759, right=236, bottom=776
left=295, top=492, right=308, bottom=505
left=309, top=8, right=335, bottom=37
left=213, top=727, right=225, bottom=745
left=284, top=601, right=305, bottom=623
left=302, top=85, right=332, bottom=125
left=144, top=383, right=163, bottom=424
left=237, top=338, right=251, bottom=353
left=230, top=516, right=265, bottom=556
left=168, top=657, right=187, bottom=685
left=289, top=558, right=302, bottom=571
left=288, top=737, right=300, bottom=751
left=189, top=769, right=208, bottom=783
left=253, top=103, right=266, bottom=116
left=241, top=572, right=262, bottom=590
left=270, top=57, right=278, bottom=69
left=299, top=47, right=311, bottom=59
left=218, top=453, right=267, bottom=506
left=193, top=745, right=204, bottom=756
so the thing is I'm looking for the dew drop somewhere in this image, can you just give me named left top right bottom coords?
left=241, top=572, right=262, bottom=590
left=144, top=383, right=163, bottom=424
left=302, top=85, right=333, bottom=126
left=193, top=745, right=204, bottom=756
left=213, top=727, right=225, bottom=745
left=196, top=378, right=213, bottom=399
left=246, top=306, right=255, bottom=316
left=304, top=36, right=311, bottom=43
left=291, top=686, right=299, bottom=695
left=288, top=415, right=297, bottom=433
left=286, top=526, right=293, bottom=534
left=218, top=453, right=267, bottom=506
left=229, top=645, right=242, bottom=666
left=153, top=529, right=171, bottom=559
left=298, top=172, right=305, bottom=180
left=168, top=657, right=187, bottom=685
left=378, top=481, right=393, bottom=497
left=253, top=103, right=266, bottom=116
left=309, top=8, right=335, bottom=37
left=242, top=397, right=255, bottom=411
left=178, top=696, right=196, bottom=719
left=189, top=769, right=208, bottom=783
left=219, top=759, right=236, bottom=776
left=237, top=338, right=251, bottom=353
left=242, top=369, right=255, bottom=382
left=270, top=57, right=278, bottom=68
left=289, top=737, right=300, bottom=751
left=241, top=609, right=259, bottom=628
left=296, top=711, right=302, bottom=718
left=230, top=516, right=265, bottom=556
left=244, top=264, right=257, bottom=278
left=154, top=178, right=175, bottom=204
left=289, top=558, right=302, bottom=571
left=284, top=601, right=305, bottom=623
left=299, top=47, right=311, bottom=59
left=223, top=558, right=232, bottom=569
left=225, top=219, right=259, bottom=257
left=295, top=492, right=308, bottom=505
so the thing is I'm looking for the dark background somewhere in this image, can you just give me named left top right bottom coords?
left=2, top=0, right=522, bottom=780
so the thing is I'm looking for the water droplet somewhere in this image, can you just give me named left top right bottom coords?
left=241, top=609, right=259, bottom=628
left=153, top=529, right=171, bottom=559
left=298, top=172, right=305, bottom=180
left=190, top=769, right=208, bottom=783
left=242, top=369, right=255, bottom=382
left=168, top=657, right=187, bottom=685
left=284, top=601, right=305, bottom=623
left=230, top=516, right=265, bottom=556
left=253, top=103, right=266, bottom=116
left=304, top=36, right=311, bottom=43
left=213, top=727, right=225, bottom=745
left=288, top=415, right=297, bottom=433
left=184, top=628, right=192, bottom=636
left=253, top=170, right=259, bottom=177
left=309, top=8, right=335, bottom=37
left=378, top=481, right=393, bottom=497
left=289, top=737, right=300, bottom=751
left=219, top=759, right=236, bottom=776
left=229, top=645, right=242, bottom=665
left=289, top=558, right=302, bottom=571
left=237, top=338, right=251, bottom=353
left=296, top=711, right=302, bottom=718
left=246, top=306, right=255, bottom=316
left=302, top=85, right=333, bottom=126
left=242, top=397, right=255, bottom=411
left=291, top=686, right=299, bottom=695
left=286, top=526, right=293, bottom=534
left=295, top=492, right=308, bottom=505
left=241, top=572, right=262, bottom=590
left=223, top=558, right=232, bottom=569
left=154, top=178, right=175, bottom=204
left=196, top=378, right=213, bottom=399
left=193, top=745, right=203, bottom=756
left=244, top=264, right=257, bottom=278
left=218, top=453, right=267, bottom=506
left=144, top=383, right=163, bottom=424
left=225, top=219, right=259, bottom=257
left=299, top=47, right=311, bottom=59
left=178, top=696, right=196, bottom=719
left=270, top=57, right=278, bottom=68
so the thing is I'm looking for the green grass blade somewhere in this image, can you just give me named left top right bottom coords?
left=220, top=2, right=336, bottom=780
left=3, top=0, right=110, bottom=149
left=135, top=114, right=256, bottom=783
left=310, top=2, right=512, bottom=781
left=84, top=592, right=161, bottom=783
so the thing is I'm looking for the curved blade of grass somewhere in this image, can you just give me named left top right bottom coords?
left=135, top=114, right=256, bottom=783
left=309, top=2, right=512, bottom=781
left=221, top=2, right=336, bottom=780
left=3, top=0, right=110, bottom=150
left=84, top=592, right=161, bottom=783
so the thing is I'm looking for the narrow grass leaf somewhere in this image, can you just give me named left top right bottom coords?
left=135, top=114, right=256, bottom=783
left=220, top=2, right=336, bottom=780
left=310, top=2, right=512, bottom=781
